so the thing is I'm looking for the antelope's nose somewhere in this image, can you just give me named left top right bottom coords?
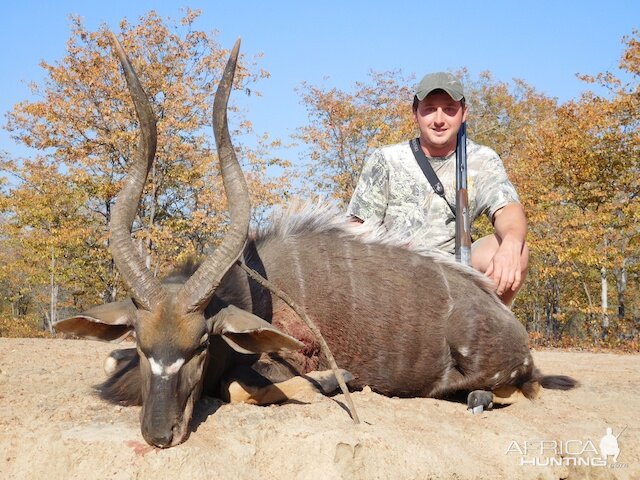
left=143, top=429, right=173, bottom=448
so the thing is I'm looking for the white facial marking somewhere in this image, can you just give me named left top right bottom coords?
left=165, top=358, right=185, bottom=376
left=523, top=356, right=530, bottom=366
left=491, top=372, right=500, bottom=381
left=510, top=370, right=518, bottom=379
left=458, top=346, right=470, bottom=357
left=148, top=357, right=185, bottom=379
left=149, top=357, right=164, bottom=376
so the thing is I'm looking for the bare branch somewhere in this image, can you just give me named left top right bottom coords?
left=236, top=260, right=360, bottom=424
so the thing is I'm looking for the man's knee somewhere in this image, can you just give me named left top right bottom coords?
left=470, top=234, right=499, bottom=273
left=471, top=233, right=529, bottom=276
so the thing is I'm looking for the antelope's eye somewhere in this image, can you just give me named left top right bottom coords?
left=192, top=333, right=210, bottom=357
left=137, top=345, right=149, bottom=359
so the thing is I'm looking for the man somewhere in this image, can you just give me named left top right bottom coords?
left=347, top=72, right=528, bottom=305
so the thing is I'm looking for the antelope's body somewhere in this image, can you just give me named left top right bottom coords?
left=55, top=34, right=576, bottom=449
left=225, top=209, right=533, bottom=398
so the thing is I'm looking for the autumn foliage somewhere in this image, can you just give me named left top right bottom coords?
left=0, top=13, right=637, bottom=350
left=0, top=11, right=290, bottom=332
left=295, top=30, right=639, bottom=350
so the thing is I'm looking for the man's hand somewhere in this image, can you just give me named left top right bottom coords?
left=485, top=236, right=524, bottom=296
left=486, top=203, right=528, bottom=302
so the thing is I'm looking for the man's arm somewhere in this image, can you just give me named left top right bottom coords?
left=486, top=203, right=527, bottom=296
left=346, top=150, right=389, bottom=224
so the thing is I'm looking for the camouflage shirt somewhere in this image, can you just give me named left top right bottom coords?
left=347, top=139, right=520, bottom=254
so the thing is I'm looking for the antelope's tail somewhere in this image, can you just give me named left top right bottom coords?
left=520, top=369, right=578, bottom=399
left=539, top=374, right=578, bottom=390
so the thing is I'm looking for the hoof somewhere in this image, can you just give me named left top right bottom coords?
left=305, top=369, right=354, bottom=394
left=467, top=390, right=494, bottom=414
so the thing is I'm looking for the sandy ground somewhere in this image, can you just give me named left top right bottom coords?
left=0, top=337, right=637, bottom=480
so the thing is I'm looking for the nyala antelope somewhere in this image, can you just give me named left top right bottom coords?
left=55, top=33, right=577, bottom=448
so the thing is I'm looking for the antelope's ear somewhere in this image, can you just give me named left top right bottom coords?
left=211, top=305, right=304, bottom=354
left=54, top=299, right=136, bottom=342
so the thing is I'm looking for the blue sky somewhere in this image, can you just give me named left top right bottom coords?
left=1, top=0, right=637, bottom=163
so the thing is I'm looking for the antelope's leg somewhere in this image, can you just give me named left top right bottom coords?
left=491, top=385, right=530, bottom=405
left=225, top=369, right=353, bottom=405
left=468, top=383, right=538, bottom=414
left=467, top=390, right=494, bottom=414
left=103, top=347, right=137, bottom=375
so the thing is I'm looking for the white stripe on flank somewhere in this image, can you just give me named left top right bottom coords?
left=290, top=243, right=306, bottom=303
left=458, top=346, right=470, bottom=357
left=344, top=240, right=355, bottom=318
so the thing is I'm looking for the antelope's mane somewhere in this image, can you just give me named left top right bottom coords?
left=252, top=200, right=507, bottom=310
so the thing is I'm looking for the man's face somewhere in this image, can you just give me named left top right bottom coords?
left=413, top=91, right=467, bottom=157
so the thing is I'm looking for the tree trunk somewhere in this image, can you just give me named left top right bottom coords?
left=48, top=248, right=57, bottom=334
left=575, top=263, right=595, bottom=341
left=601, top=266, right=609, bottom=340
left=615, top=258, right=627, bottom=322
left=104, top=199, right=117, bottom=303
left=545, top=280, right=560, bottom=339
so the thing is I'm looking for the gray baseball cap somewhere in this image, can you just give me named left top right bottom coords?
left=414, top=72, right=465, bottom=101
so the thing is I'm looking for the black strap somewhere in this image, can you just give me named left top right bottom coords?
left=409, top=138, right=456, bottom=216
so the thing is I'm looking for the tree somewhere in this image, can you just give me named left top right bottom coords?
left=572, top=30, right=639, bottom=338
left=2, top=10, right=290, bottom=325
left=292, top=31, right=639, bottom=347
left=506, top=30, right=639, bottom=342
left=295, top=70, right=416, bottom=203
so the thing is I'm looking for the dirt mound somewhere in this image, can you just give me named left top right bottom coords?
left=0, top=338, right=637, bottom=479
